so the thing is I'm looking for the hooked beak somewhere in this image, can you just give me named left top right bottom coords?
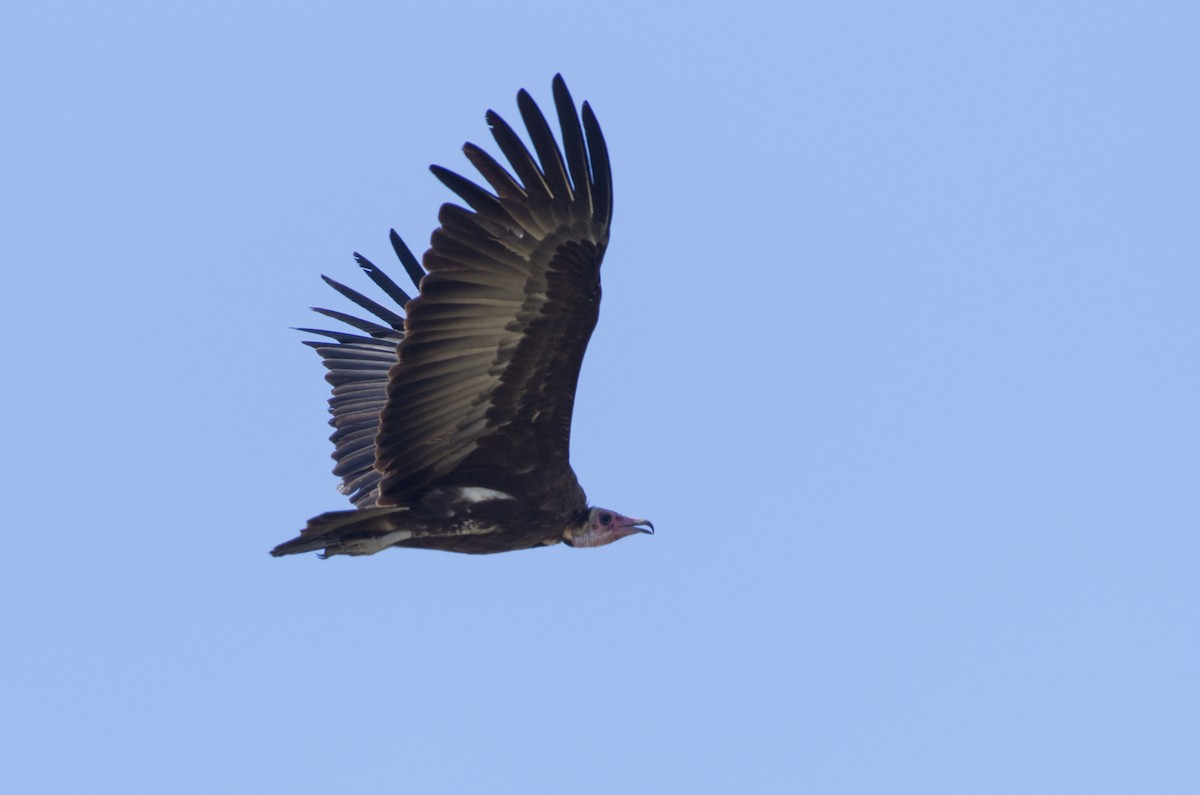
left=624, top=518, right=654, bottom=535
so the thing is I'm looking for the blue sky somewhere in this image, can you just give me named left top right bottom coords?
left=2, top=1, right=1197, bottom=792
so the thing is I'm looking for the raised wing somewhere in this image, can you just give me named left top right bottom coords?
left=299, top=232, right=426, bottom=508
left=374, top=74, right=613, bottom=505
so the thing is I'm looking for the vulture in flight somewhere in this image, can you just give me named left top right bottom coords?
left=271, top=75, right=652, bottom=558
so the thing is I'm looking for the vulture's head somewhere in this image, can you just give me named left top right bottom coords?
left=565, top=507, right=654, bottom=548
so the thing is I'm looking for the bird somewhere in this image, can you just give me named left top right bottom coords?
left=271, top=75, right=653, bottom=558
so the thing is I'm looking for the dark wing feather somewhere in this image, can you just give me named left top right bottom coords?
left=373, top=75, right=612, bottom=507
left=302, top=247, right=426, bottom=508
left=388, top=229, right=427, bottom=292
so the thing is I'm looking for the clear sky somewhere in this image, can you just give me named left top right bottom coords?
left=2, top=1, right=1197, bottom=792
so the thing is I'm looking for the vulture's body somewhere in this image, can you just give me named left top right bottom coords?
left=271, top=76, right=651, bottom=558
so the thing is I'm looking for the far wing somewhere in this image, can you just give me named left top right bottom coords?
left=299, top=232, right=426, bottom=507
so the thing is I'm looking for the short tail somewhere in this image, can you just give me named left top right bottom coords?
left=271, top=507, right=412, bottom=558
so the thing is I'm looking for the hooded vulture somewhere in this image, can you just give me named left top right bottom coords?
left=271, top=75, right=652, bottom=558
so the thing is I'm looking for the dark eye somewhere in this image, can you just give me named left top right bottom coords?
left=600, top=513, right=613, bottom=526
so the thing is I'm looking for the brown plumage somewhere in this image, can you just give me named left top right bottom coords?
left=272, top=75, right=652, bottom=558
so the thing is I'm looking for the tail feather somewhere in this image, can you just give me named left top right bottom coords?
left=271, top=507, right=413, bottom=558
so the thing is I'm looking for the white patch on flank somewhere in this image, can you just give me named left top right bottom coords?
left=454, top=520, right=498, bottom=535
left=456, top=487, right=516, bottom=503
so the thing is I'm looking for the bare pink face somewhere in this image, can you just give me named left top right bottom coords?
left=567, top=507, right=655, bottom=548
